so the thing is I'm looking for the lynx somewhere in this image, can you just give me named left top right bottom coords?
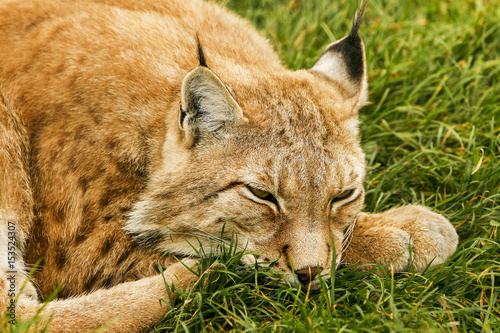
left=0, top=0, right=458, bottom=331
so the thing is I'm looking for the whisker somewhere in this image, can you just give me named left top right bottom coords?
left=175, top=222, right=245, bottom=251
left=169, top=231, right=230, bottom=246
left=156, top=212, right=246, bottom=251
left=341, top=227, right=354, bottom=249
left=340, top=217, right=358, bottom=259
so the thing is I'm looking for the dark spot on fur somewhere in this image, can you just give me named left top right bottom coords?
left=54, top=207, right=65, bottom=224
left=126, top=271, right=139, bottom=281
left=73, top=125, right=85, bottom=140
left=201, top=192, right=218, bottom=202
left=115, top=160, right=131, bottom=176
left=74, top=232, right=87, bottom=244
left=265, top=158, right=274, bottom=170
left=72, top=93, right=85, bottom=106
left=75, top=213, right=96, bottom=244
left=136, top=230, right=166, bottom=248
left=89, top=107, right=102, bottom=125
left=121, top=260, right=137, bottom=280
left=102, top=277, right=114, bottom=289
left=116, top=248, right=132, bottom=266
left=77, top=54, right=87, bottom=65
left=67, top=155, right=77, bottom=171
left=79, top=176, right=88, bottom=194
left=136, top=166, right=148, bottom=181
left=100, top=238, right=114, bottom=256
left=104, top=176, right=116, bottom=189
left=52, top=63, right=65, bottom=75
left=104, top=214, right=113, bottom=221
left=67, top=74, right=78, bottom=89
left=115, top=160, right=149, bottom=182
left=124, top=261, right=136, bottom=274
left=106, top=139, right=118, bottom=150
left=99, top=191, right=113, bottom=208
left=25, top=20, right=43, bottom=31
left=82, top=203, right=91, bottom=216
left=154, top=190, right=173, bottom=200
left=56, top=248, right=67, bottom=270
left=120, top=206, right=131, bottom=214
left=85, top=270, right=101, bottom=291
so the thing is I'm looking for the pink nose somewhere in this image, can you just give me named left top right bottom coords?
left=295, top=266, right=323, bottom=284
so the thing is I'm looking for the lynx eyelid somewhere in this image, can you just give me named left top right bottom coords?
left=330, top=189, right=355, bottom=205
left=245, top=185, right=277, bottom=204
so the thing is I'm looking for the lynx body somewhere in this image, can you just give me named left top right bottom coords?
left=0, top=0, right=457, bottom=331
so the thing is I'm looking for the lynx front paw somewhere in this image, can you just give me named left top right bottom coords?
left=0, top=270, right=39, bottom=324
left=343, top=205, right=458, bottom=273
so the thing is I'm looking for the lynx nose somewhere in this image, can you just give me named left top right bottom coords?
left=295, top=266, right=323, bottom=284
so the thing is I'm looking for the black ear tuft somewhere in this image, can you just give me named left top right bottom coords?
left=350, top=0, right=368, bottom=39
left=196, top=34, right=208, bottom=67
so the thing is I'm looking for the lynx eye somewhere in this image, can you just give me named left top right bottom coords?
left=331, top=189, right=355, bottom=204
left=247, top=185, right=275, bottom=202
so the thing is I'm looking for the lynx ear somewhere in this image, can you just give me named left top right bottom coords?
left=310, top=1, right=368, bottom=108
left=179, top=66, right=246, bottom=147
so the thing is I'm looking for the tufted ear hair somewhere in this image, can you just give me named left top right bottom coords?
left=179, top=66, right=246, bottom=147
left=309, top=0, right=368, bottom=109
left=179, top=41, right=246, bottom=148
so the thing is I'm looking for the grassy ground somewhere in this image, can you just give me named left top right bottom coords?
left=156, top=0, right=500, bottom=332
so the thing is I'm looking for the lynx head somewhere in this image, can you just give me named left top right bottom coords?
left=127, top=2, right=368, bottom=288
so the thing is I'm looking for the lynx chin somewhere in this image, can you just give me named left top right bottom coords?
left=0, top=0, right=458, bottom=331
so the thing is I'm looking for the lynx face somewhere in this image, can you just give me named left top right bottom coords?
left=126, top=8, right=368, bottom=286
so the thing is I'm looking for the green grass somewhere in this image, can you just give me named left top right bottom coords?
left=155, top=0, right=500, bottom=332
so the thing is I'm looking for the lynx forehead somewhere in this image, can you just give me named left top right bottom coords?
left=0, top=0, right=457, bottom=331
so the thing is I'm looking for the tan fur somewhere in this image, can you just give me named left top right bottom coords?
left=0, top=0, right=458, bottom=331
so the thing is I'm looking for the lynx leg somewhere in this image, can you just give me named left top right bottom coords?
left=9, top=259, right=198, bottom=332
left=343, top=205, right=458, bottom=272
left=0, top=90, right=38, bottom=314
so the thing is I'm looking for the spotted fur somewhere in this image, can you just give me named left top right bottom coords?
left=0, top=0, right=457, bottom=331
